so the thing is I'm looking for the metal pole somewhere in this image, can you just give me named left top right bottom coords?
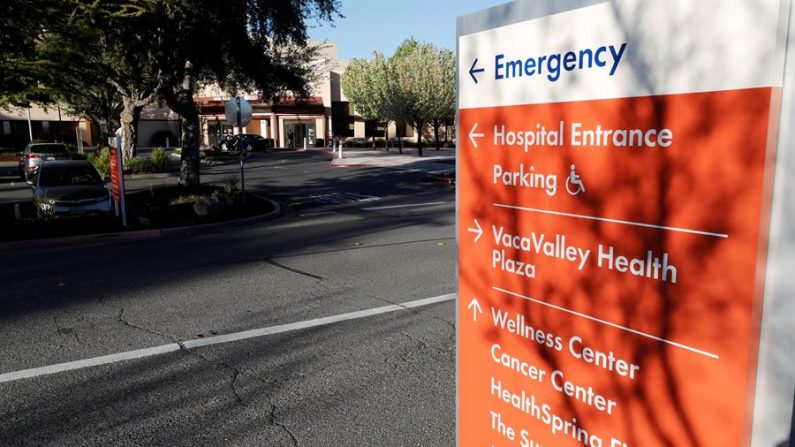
left=57, top=104, right=62, bottom=143
left=75, top=127, right=83, bottom=154
left=115, top=136, right=127, bottom=227
left=26, top=107, right=33, bottom=142
left=237, top=97, right=246, bottom=203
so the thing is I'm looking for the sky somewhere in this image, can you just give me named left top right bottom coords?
left=308, top=0, right=508, bottom=60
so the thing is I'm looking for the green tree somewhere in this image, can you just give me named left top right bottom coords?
left=58, top=1, right=159, bottom=160
left=2, top=0, right=159, bottom=159
left=154, top=0, right=340, bottom=185
left=388, top=39, right=450, bottom=157
left=428, top=49, right=455, bottom=150
left=2, top=0, right=339, bottom=178
left=59, top=85, right=123, bottom=147
left=341, top=53, right=392, bottom=149
left=0, top=0, right=61, bottom=106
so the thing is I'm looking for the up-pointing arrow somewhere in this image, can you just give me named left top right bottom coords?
left=469, top=122, right=485, bottom=148
left=467, top=218, right=483, bottom=243
left=469, top=58, right=485, bottom=84
left=467, top=298, right=483, bottom=321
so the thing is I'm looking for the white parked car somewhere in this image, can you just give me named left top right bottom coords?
left=32, top=160, right=112, bottom=218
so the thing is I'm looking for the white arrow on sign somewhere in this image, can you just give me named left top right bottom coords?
left=467, top=218, right=483, bottom=243
left=467, top=298, right=483, bottom=321
left=469, top=122, right=485, bottom=148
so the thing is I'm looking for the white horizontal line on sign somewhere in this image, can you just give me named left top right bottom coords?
left=362, top=201, right=448, bottom=211
left=0, top=293, right=456, bottom=385
left=493, top=203, right=729, bottom=238
left=492, top=286, right=720, bottom=360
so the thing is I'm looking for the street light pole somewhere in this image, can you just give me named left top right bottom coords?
left=237, top=97, right=246, bottom=203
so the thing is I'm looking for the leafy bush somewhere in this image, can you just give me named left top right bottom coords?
left=127, top=156, right=145, bottom=173
left=88, top=147, right=111, bottom=178
left=220, top=175, right=240, bottom=195
left=168, top=194, right=201, bottom=206
left=150, top=147, right=169, bottom=173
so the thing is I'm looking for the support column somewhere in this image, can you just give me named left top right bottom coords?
left=270, top=115, right=279, bottom=147
left=318, top=116, right=327, bottom=148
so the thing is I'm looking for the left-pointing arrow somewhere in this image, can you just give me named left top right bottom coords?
left=469, top=58, right=485, bottom=84
left=467, top=219, right=483, bottom=243
left=469, top=122, right=485, bottom=148
left=467, top=297, right=483, bottom=321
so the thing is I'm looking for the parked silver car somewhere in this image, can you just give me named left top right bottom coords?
left=18, top=142, right=72, bottom=183
left=32, top=160, right=112, bottom=217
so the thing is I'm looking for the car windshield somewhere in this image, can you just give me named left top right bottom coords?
left=39, top=165, right=101, bottom=187
left=31, top=144, right=68, bottom=154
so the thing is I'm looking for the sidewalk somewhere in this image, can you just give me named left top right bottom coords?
left=329, top=147, right=456, bottom=174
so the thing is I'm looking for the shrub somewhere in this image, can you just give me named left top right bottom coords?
left=150, top=147, right=169, bottom=173
left=220, top=175, right=240, bottom=195
left=88, top=147, right=111, bottom=178
left=127, top=156, right=145, bottom=173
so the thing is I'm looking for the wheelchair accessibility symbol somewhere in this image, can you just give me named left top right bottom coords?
left=566, top=164, right=585, bottom=196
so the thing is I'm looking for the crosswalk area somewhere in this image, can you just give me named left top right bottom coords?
left=306, top=192, right=381, bottom=205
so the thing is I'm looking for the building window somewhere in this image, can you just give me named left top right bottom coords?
left=397, top=122, right=414, bottom=138
left=207, top=120, right=232, bottom=146
left=364, top=120, right=385, bottom=138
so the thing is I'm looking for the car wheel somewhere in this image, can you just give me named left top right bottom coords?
left=246, top=144, right=253, bottom=152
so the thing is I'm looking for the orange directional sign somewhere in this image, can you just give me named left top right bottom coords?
left=456, top=2, right=789, bottom=447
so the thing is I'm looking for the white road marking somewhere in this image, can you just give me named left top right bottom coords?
left=0, top=293, right=456, bottom=384
left=493, top=203, right=729, bottom=238
left=362, top=201, right=448, bottom=211
left=492, top=286, right=720, bottom=359
left=309, top=193, right=380, bottom=204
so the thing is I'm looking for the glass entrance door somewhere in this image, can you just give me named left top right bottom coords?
left=284, top=121, right=316, bottom=148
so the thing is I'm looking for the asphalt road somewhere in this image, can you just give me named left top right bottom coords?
left=0, top=151, right=458, bottom=446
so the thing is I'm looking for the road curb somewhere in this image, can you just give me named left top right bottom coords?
left=428, top=173, right=456, bottom=185
left=0, top=195, right=282, bottom=251
left=124, top=172, right=178, bottom=180
left=330, top=163, right=374, bottom=168
left=160, top=194, right=281, bottom=237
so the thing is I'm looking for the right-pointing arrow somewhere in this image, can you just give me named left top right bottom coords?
left=467, top=219, right=483, bottom=243
left=467, top=297, right=483, bottom=321
left=469, top=122, right=485, bottom=148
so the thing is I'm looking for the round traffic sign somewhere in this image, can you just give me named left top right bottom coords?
left=225, top=97, right=253, bottom=127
